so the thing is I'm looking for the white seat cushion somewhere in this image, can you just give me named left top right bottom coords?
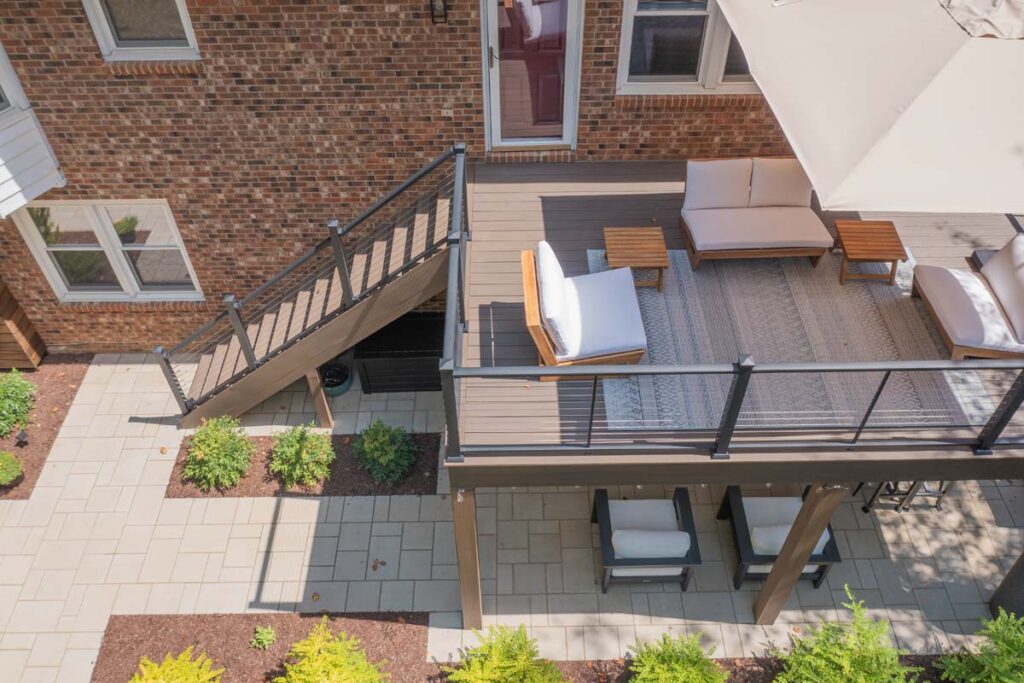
left=681, top=207, right=834, bottom=252
left=749, top=158, right=813, bottom=208
left=556, top=267, right=647, bottom=362
left=750, top=524, right=829, bottom=556
left=981, top=234, right=1024, bottom=341
left=612, top=529, right=691, bottom=559
left=914, top=264, right=1024, bottom=353
left=535, top=241, right=571, bottom=355
left=683, top=159, right=752, bottom=210
left=608, top=499, right=679, bottom=531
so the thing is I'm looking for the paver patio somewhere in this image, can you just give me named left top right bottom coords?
left=0, top=353, right=1020, bottom=680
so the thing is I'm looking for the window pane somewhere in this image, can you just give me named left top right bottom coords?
left=28, top=206, right=101, bottom=246
left=723, top=35, right=751, bottom=78
left=125, top=249, right=193, bottom=290
left=100, top=0, right=188, bottom=46
left=49, top=251, right=121, bottom=290
left=629, top=15, right=706, bottom=79
left=102, top=204, right=177, bottom=246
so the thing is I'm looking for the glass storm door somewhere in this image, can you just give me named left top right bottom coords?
left=485, top=0, right=581, bottom=147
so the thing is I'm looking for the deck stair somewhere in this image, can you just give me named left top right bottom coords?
left=156, top=145, right=467, bottom=427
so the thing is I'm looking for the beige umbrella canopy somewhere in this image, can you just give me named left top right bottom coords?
left=716, top=0, right=1024, bottom=212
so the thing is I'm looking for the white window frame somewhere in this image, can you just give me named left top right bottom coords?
left=0, top=44, right=30, bottom=118
left=12, top=199, right=204, bottom=303
left=82, top=0, right=200, bottom=62
left=616, top=0, right=757, bottom=96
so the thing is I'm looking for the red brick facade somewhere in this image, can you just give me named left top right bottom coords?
left=0, top=0, right=789, bottom=352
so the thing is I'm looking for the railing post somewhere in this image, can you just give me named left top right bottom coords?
left=450, top=144, right=468, bottom=329
left=327, top=218, right=355, bottom=308
left=975, top=369, right=1024, bottom=455
left=712, top=354, right=755, bottom=459
left=850, top=370, right=891, bottom=445
left=223, top=294, right=258, bottom=369
left=440, top=359, right=462, bottom=461
left=153, top=345, right=190, bottom=414
left=586, top=376, right=598, bottom=447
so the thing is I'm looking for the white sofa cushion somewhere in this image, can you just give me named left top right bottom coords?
left=914, top=264, right=1024, bottom=353
left=982, top=234, right=1024, bottom=342
left=683, top=159, right=752, bottom=210
left=750, top=523, right=829, bottom=556
left=749, top=158, right=813, bottom=208
left=612, top=529, right=691, bottom=559
left=681, top=207, right=834, bottom=252
left=608, top=499, right=679, bottom=531
left=557, top=267, right=647, bottom=362
left=535, top=241, right=571, bottom=355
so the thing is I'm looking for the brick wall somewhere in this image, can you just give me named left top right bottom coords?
left=0, top=0, right=788, bottom=353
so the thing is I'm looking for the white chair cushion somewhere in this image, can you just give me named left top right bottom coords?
left=612, top=529, right=691, bottom=559
left=749, top=158, right=813, bottom=208
left=982, top=234, right=1024, bottom=342
left=683, top=159, right=752, bottom=210
left=914, top=264, right=1024, bottom=353
left=681, top=207, right=834, bottom=252
left=556, top=267, right=647, bottom=362
left=608, top=499, right=679, bottom=531
left=535, top=241, right=571, bottom=355
left=750, top=524, right=829, bottom=556
left=611, top=566, right=684, bottom=577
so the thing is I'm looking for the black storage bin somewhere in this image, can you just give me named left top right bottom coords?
left=354, top=313, right=444, bottom=393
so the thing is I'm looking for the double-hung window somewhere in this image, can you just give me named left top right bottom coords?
left=82, top=0, right=200, bottom=61
left=12, top=200, right=203, bottom=302
left=616, top=0, right=756, bottom=95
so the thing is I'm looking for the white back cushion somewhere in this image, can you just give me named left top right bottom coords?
left=750, top=524, right=829, bottom=556
left=982, top=234, right=1024, bottom=341
left=612, top=529, right=691, bottom=559
left=608, top=499, right=678, bottom=531
left=741, top=496, right=804, bottom=526
left=535, top=241, right=571, bottom=354
left=749, top=158, right=813, bottom=207
left=683, top=159, right=752, bottom=210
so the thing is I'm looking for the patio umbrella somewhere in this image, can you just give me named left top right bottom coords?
left=715, top=0, right=1024, bottom=212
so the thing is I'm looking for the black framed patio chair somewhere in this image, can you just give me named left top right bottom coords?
left=717, top=485, right=841, bottom=590
left=591, top=488, right=701, bottom=593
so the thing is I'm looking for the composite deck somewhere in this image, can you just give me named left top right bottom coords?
left=458, top=161, right=1020, bottom=449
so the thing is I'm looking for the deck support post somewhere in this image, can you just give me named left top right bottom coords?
left=327, top=219, right=356, bottom=308
left=304, top=370, right=334, bottom=430
left=753, top=483, right=850, bottom=625
left=974, top=369, right=1024, bottom=455
left=452, top=487, right=483, bottom=629
left=990, top=552, right=1024, bottom=617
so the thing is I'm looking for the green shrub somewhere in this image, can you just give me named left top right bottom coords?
left=938, top=608, right=1024, bottom=682
left=250, top=625, right=277, bottom=651
left=776, top=586, right=919, bottom=683
left=443, top=625, right=565, bottom=683
left=182, top=416, right=252, bottom=491
left=273, top=616, right=386, bottom=683
left=130, top=646, right=224, bottom=682
left=0, top=369, right=34, bottom=438
left=0, top=451, right=23, bottom=487
left=269, top=423, right=335, bottom=489
left=352, top=420, right=416, bottom=486
left=628, top=633, right=727, bottom=683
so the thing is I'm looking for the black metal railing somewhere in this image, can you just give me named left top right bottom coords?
left=158, top=144, right=467, bottom=414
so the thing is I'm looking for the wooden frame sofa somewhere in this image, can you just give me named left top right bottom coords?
left=912, top=234, right=1024, bottom=360
left=679, top=158, right=835, bottom=269
left=521, top=241, right=647, bottom=367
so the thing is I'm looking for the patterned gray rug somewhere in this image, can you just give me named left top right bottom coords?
left=588, top=250, right=995, bottom=430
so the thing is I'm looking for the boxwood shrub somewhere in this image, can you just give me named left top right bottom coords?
left=182, top=416, right=252, bottom=491
left=269, top=423, right=335, bottom=489
left=352, top=419, right=416, bottom=485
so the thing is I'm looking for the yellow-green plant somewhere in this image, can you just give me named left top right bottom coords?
left=352, top=420, right=416, bottom=485
left=0, top=368, right=34, bottom=438
left=629, top=633, right=727, bottom=683
left=182, top=416, right=252, bottom=491
left=938, top=608, right=1024, bottom=682
left=273, top=616, right=386, bottom=682
left=0, top=451, right=23, bottom=487
left=443, top=625, right=565, bottom=683
left=129, top=646, right=223, bottom=682
left=269, top=424, right=335, bottom=489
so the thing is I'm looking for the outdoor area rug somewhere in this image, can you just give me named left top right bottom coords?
left=587, top=249, right=996, bottom=431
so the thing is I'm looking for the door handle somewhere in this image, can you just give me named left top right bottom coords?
left=489, top=46, right=496, bottom=69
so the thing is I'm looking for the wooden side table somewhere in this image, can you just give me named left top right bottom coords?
left=604, top=227, right=670, bottom=291
left=834, top=220, right=908, bottom=286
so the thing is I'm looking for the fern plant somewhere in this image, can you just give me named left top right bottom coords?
left=269, top=423, right=335, bottom=489
left=129, top=646, right=224, bottom=682
left=273, top=616, right=386, bottom=682
left=443, top=625, right=565, bottom=683
left=628, top=633, right=727, bottom=683
left=352, top=420, right=416, bottom=485
left=938, top=608, right=1024, bottom=682
left=0, top=451, right=23, bottom=487
left=250, top=624, right=277, bottom=651
left=775, top=586, right=919, bottom=683
left=0, top=369, right=34, bottom=438
left=182, top=416, right=253, bottom=491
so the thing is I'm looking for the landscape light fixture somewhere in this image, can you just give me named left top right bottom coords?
left=15, top=429, right=27, bottom=447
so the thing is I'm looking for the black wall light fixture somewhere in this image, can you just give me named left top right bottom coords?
left=430, top=0, right=448, bottom=24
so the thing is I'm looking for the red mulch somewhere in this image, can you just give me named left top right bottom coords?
left=0, top=354, right=91, bottom=500
left=166, top=433, right=440, bottom=498
left=92, top=613, right=441, bottom=683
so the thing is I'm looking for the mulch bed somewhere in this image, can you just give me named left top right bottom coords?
left=92, top=612, right=440, bottom=683
left=0, top=354, right=91, bottom=500
left=166, top=433, right=440, bottom=498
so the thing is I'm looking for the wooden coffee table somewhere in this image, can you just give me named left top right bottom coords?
left=834, top=220, right=908, bottom=286
left=604, top=227, right=669, bottom=291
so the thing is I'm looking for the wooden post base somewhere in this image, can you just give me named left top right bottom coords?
left=305, top=370, right=334, bottom=430
left=452, top=488, right=483, bottom=629
left=990, top=553, right=1024, bottom=617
